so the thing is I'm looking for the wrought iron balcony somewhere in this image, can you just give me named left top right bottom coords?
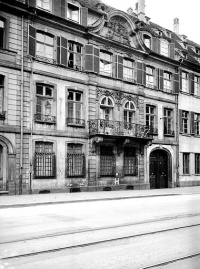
left=88, top=119, right=153, bottom=139
left=67, top=118, right=85, bottom=127
left=35, top=114, right=56, bottom=124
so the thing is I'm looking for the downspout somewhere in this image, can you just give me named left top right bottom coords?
left=19, top=15, right=24, bottom=195
left=29, top=58, right=33, bottom=194
left=175, top=92, right=179, bottom=187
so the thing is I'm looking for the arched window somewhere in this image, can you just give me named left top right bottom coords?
left=143, top=34, right=151, bottom=49
left=124, top=101, right=135, bottom=123
left=100, top=96, right=114, bottom=121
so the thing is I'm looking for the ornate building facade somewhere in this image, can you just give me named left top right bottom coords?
left=0, top=0, right=199, bottom=194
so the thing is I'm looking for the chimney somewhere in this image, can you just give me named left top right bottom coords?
left=173, top=18, right=179, bottom=34
left=136, top=0, right=146, bottom=22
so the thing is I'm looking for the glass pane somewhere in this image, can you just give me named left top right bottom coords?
left=45, top=35, right=53, bottom=45
left=101, top=97, right=106, bottom=105
left=37, top=32, right=44, bottom=43
left=45, top=86, right=52, bottom=97
left=108, top=98, right=113, bottom=106
left=75, top=103, right=81, bottom=118
left=76, top=92, right=81, bottom=102
left=68, top=102, right=74, bottom=118
left=45, top=45, right=53, bottom=59
left=68, top=91, right=74, bottom=100
left=36, top=85, right=43, bottom=95
left=76, top=44, right=82, bottom=53
left=130, top=103, right=134, bottom=110
left=36, top=43, right=45, bottom=55
left=0, top=20, right=4, bottom=28
left=68, top=42, right=73, bottom=51
left=125, top=102, right=129, bottom=109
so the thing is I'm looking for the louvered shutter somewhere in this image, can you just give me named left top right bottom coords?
left=60, top=36, right=67, bottom=66
left=159, top=69, right=164, bottom=90
left=169, top=43, right=175, bottom=59
left=57, top=36, right=61, bottom=64
left=152, top=37, right=159, bottom=53
left=179, top=109, right=183, bottom=133
left=94, top=47, right=100, bottom=73
left=115, top=55, right=123, bottom=79
left=191, top=111, right=195, bottom=135
left=137, top=62, right=143, bottom=84
left=189, top=73, right=195, bottom=95
left=81, top=7, right=88, bottom=27
left=142, top=63, right=146, bottom=85
left=61, top=0, right=66, bottom=18
left=179, top=69, right=182, bottom=91
left=157, top=39, right=161, bottom=54
left=29, top=0, right=36, bottom=7
left=53, top=0, right=61, bottom=17
left=29, top=25, right=36, bottom=57
left=174, top=72, right=180, bottom=94
left=85, top=45, right=100, bottom=73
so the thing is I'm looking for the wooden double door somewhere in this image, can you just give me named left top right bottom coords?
left=150, top=150, right=168, bottom=189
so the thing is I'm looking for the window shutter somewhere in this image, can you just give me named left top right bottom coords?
left=179, top=69, right=182, bottom=90
left=117, top=55, right=123, bottom=79
left=61, top=0, right=66, bottom=18
left=94, top=47, right=100, bottom=73
left=85, top=45, right=94, bottom=72
left=136, top=62, right=143, bottom=84
left=60, top=36, right=67, bottom=66
left=157, top=39, right=160, bottom=54
left=53, top=0, right=61, bottom=17
left=28, top=0, right=36, bottom=7
left=179, top=109, right=183, bottom=133
left=152, top=37, right=159, bottom=53
left=169, top=43, right=175, bottom=59
left=174, top=72, right=180, bottom=94
left=28, top=25, right=36, bottom=57
left=191, top=111, right=195, bottom=135
left=142, top=63, right=146, bottom=85
left=189, top=73, right=195, bottom=95
left=159, top=69, right=164, bottom=90
left=81, top=7, right=88, bottom=27
left=57, top=36, right=61, bottom=64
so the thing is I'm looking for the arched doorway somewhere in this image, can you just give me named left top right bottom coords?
left=149, top=149, right=170, bottom=189
left=0, top=143, right=8, bottom=191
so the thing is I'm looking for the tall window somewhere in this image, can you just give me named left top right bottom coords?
left=194, top=76, right=200, bottom=96
left=100, top=96, right=114, bottom=121
left=146, top=105, right=156, bottom=132
left=124, top=101, right=135, bottom=123
left=68, top=41, right=82, bottom=71
left=37, top=0, right=52, bottom=11
left=183, top=153, right=190, bottom=174
left=195, top=154, right=200, bottom=174
left=67, top=90, right=84, bottom=126
left=124, top=147, right=137, bottom=176
left=164, top=72, right=172, bottom=92
left=67, top=3, right=80, bottom=23
left=181, top=111, right=189, bottom=134
left=182, top=71, right=189, bottom=93
left=35, top=84, right=56, bottom=123
left=100, top=145, right=115, bottom=176
left=146, top=66, right=154, bottom=88
left=195, top=113, right=200, bottom=135
left=123, top=59, right=134, bottom=81
left=0, top=75, right=4, bottom=113
left=160, top=40, right=169, bottom=57
left=0, top=19, right=5, bottom=49
left=164, top=108, right=173, bottom=135
left=34, top=142, right=56, bottom=178
left=36, top=32, right=54, bottom=61
left=143, top=34, right=151, bottom=49
left=67, top=144, right=85, bottom=177
left=100, top=51, right=112, bottom=77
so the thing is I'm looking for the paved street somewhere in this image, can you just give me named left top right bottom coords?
left=0, top=188, right=200, bottom=268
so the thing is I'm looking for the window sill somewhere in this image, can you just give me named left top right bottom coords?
left=67, top=123, right=85, bottom=128
left=66, top=175, right=85, bottom=178
left=35, top=120, right=56, bottom=125
left=164, top=132, right=175, bottom=137
left=180, top=133, right=191, bottom=137
left=66, top=118, right=85, bottom=127
left=100, top=71, right=112, bottom=78
left=34, top=176, right=56, bottom=179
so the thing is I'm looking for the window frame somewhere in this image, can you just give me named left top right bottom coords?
left=66, top=143, right=85, bottom=178
left=181, top=110, right=189, bottom=134
left=146, top=66, right=155, bottom=88
left=36, top=31, right=55, bottom=63
left=67, top=90, right=85, bottom=127
left=67, top=41, right=83, bottom=71
left=146, top=104, right=157, bottom=134
left=143, top=34, right=151, bottom=49
left=163, top=108, right=174, bottom=136
left=183, top=153, right=190, bottom=174
left=181, top=71, right=189, bottom=93
left=194, top=113, right=200, bottom=135
left=123, top=101, right=135, bottom=124
left=123, top=58, right=134, bottom=82
left=0, top=18, right=5, bottom=49
left=195, top=153, right=200, bottom=174
left=163, top=71, right=172, bottom=92
left=66, top=1, right=80, bottom=23
left=37, top=0, right=52, bottom=12
left=100, top=96, right=114, bottom=121
left=194, top=75, right=200, bottom=96
left=160, top=39, right=169, bottom=57
left=123, top=147, right=138, bottom=176
left=100, top=51, right=113, bottom=77
left=100, top=145, right=116, bottom=177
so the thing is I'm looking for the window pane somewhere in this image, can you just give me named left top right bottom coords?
left=0, top=20, right=4, bottom=28
left=76, top=92, right=81, bottom=101
left=68, top=91, right=74, bottom=100
left=37, top=32, right=44, bottom=42
left=36, top=85, right=43, bottom=95
left=46, top=35, right=53, bottom=45
left=45, top=86, right=52, bottom=97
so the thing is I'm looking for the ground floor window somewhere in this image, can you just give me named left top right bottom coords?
left=34, top=142, right=56, bottom=178
left=124, top=147, right=138, bottom=176
left=195, top=154, right=200, bottom=174
left=183, top=153, right=190, bottom=174
left=67, top=144, right=85, bottom=177
left=100, top=145, right=115, bottom=176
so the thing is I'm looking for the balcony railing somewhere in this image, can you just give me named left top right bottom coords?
left=88, top=119, right=153, bottom=139
left=35, top=114, right=56, bottom=124
left=67, top=118, right=85, bottom=127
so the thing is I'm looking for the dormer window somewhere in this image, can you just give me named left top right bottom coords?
left=143, top=34, right=151, bottom=49
left=160, top=40, right=169, bottom=57
left=67, top=2, right=80, bottom=23
left=196, top=48, right=200, bottom=55
left=37, top=0, right=52, bottom=12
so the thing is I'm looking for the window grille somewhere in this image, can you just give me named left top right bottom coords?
left=66, top=144, right=85, bottom=177
left=124, top=147, right=138, bottom=176
left=100, top=146, right=115, bottom=176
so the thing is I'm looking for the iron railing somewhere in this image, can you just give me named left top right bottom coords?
left=34, top=152, right=56, bottom=179
left=35, top=114, right=56, bottom=124
left=88, top=119, right=153, bottom=139
left=67, top=118, right=85, bottom=127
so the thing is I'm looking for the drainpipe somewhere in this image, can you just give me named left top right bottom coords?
left=19, top=15, right=24, bottom=195
left=29, top=58, right=33, bottom=194
left=175, top=93, right=179, bottom=187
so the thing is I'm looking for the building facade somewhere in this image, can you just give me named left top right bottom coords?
left=0, top=0, right=199, bottom=194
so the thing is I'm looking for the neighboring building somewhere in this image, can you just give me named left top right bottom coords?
left=0, top=0, right=199, bottom=194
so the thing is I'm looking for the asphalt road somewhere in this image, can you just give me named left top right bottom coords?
left=0, top=193, right=200, bottom=268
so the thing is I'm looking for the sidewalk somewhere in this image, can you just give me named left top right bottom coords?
left=1, top=186, right=200, bottom=209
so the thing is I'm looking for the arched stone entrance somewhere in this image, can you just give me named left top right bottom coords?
left=149, top=149, right=171, bottom=189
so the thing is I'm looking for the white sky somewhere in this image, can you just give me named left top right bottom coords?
left=104, top=0, right=200, bottom=44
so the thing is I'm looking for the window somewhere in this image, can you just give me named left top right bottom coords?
left=181, top=71, right=189, bottom=93
left=164, top=72, right=172, bottom=92
left=194, top=76, right=200, bottom=96
left=67, top=90, right=84, bottom=126
left=195, top=154, right=200, bottom=174
left=100, top=96, right=114, bottom=121
left=34, top=142, right=56, bottom=178
left=194, top=113, right=200, bottom=135
left=183, top=153, right=190, bottom=174
left=67, top=144, right=85, bottom=177
left=67, top=3, right=80, bottom=23
left=0, top=19, right=5, bottom=49
left=37, top=0, right=52, bottom=11
left=123, top=59, right=134, bottom=81
left=0, top=75, right=4, bottom=113
left=146, top=66, right=154, bottom=88
left=100, top=145, right=115, bottom=176
left=164, top=109, right=174, bottom=135
left=160, top=40, right=169, bottom=57
left=181, top=111, right=189, bottom=134
left=67, top=41, right=82, bottom=71
left=124, top=147, right=137, bottom=176
left=124, top=101, right=135, bottom=123
left=36, top=31, right=54, bottom=62
left=196, top=48, right=200, bottom=55
left=146, top=105, right=156, bottom=133
left=143, top=34, right=151, bottom=49
left=35, top=84, right=56, bottom=124
left=100, top=51, right=112, bottom=77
